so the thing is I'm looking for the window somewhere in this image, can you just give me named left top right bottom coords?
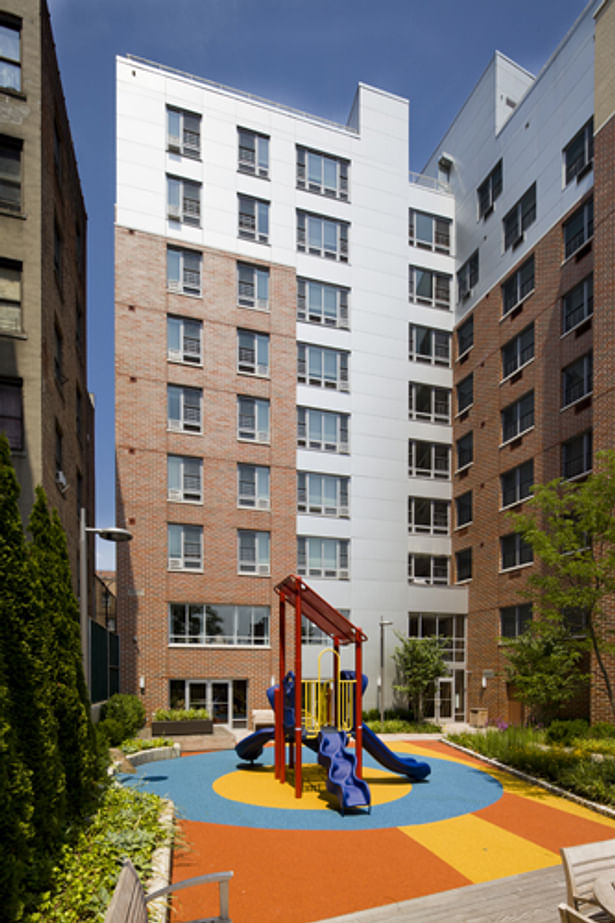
left=0, top=377, right=22, bottom=450
left=298, top=472, right=349, bottom=516
left=501, top=459, right=533, bottom=508
left=0, top=16, right=21, bottom=91
left=298, top=344, right=349, bottom=391
left=238, top=127, right=269, bottom=177
left=238, top=194, right=269, bottom=243
left=408, top=209, right=451, bottom=253
left=167, top=108, right=201, bottom=158
left=409, top=325, right=450, bottom=366
left=54, top=324, right=64, bottom=386
left=502, top=391, right=534, bottom=443
left=297, top=536, right=349, bottom=579
left=500, top=603, right=532, bottom=638
left=502, top=255, right=534, bottom=316
left=168, top=455, right=202, bottom=503
left=456, top=431, right=473, bottom=470
left=564, top=198, right=593, bottom=259
left=562, top=275, right=593, bottom=334
left=237, top=262, right=269, bottom=310
left=167, top=176, right=201, bottom=226
left=455, top=547, right=472, bottom=582
left=503, top=183, right=536, bottom=250
left=238, top=464, right=270, bottom=509
left=169, top=603, right=269, bottom=646
left=297, top=278, right=348, bottom=328
left=477, top=160, right=502, bottom=219
left=302, top=617, right=330, bottom=645
left=409, top=382, right=451, bottom=423
left=167, top=248, right=201, bottom=296
left=0, top=258, right=21, bottom=332
left=167, top=385, right=202, bottom=433
left=167, top=316, right=202, bottom=364
left=563, top=607, right=589, bottom=635
left=75, top=301, right=84, bottom=357
left=562, top=352, right=592, bottom=408
left=408, top=554, right=448, bottom=585
left=562, top=430, right=592, bottom=480
left=297, top=211, right=348, bottom=261
left=409, top=440, right=450, bottom=479
left=55, top=422, right=63, bottom=478
left=237, top=396, right=270, bottom=442
left=500, top=533, right=533, bottom=570
left=0, top=135, right=21, bottom=212
left=408, top=266, right=451, bottom=309
left=457, top=315, right=473, bottom=358
left=297, top=146, right=348, bottom=200
left=501, top=323, right=534, bottom=379
left=54, top=221, right=63, bottom=284
left=564, top=118, right=593, bottom=185
left=456, top=374, right=473, bottom=415
left=168, top=523, right=203, bottom=570
left=457, top=251, right=478, bottom=300
left=456, top=491, right=472, bottom=527
left=408, top=497, right=449, bottom=535
left=298, top=407, right=348, bottom=453
left=238, top=530, right=270, bottom=575
left=238, top=329, right=269, bottom=376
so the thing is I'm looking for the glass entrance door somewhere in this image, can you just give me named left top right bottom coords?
left=436, top=677, right=453, bottom=722
left=211, top=682, right=230, bottom=724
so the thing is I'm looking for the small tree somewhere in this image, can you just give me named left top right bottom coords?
left=510, top=450, right=615, bottom=720
left=393, top=635, right=448, bottom=723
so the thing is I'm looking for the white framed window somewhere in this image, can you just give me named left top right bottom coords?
left=296, top=146, right=349, bottom=200
left=564, top=119, right=593, bottom=185
left=456, top=374, right=473, bottom=415
left=168, top=385, right=202, bottom=433
left=500, top=533, right=532, bottom=571
left=457, top=315, right=474, bottom=358
left=455, top=547, right=472, bottom=582
left=298, top=344, right=349, bottom=391
left=168, top=455, right=202, bottom=503
left=503, top=183, right=536, bottom=250
left=564, top=198, right=593, bottom=260
left=477, top=160, right=502, bottom=219
left=562, top=430, right=592, bottom=480
left=455, top=490, right=472, bottom=528
left=167, top=175, right=201, bottom=226
left=0, top=257, right=21, bottom=333
left=408, top=266, right=451, bottom=309
left=457, top=251, right=478, bottom=301
left=238, top=529, right=270, bottom=575
left=297, top=277, right=349, bottom=329
left=169, top=603, right=270, bottom=646
left=408, top=554, right=449, bottom=585
left=298, top=472, right=349, bottom=517
left=238, top=194, right=269, bottom=243
left=408, top=497, right=449, bottom=535
left=167, top=247, right=201, bottom=296
left=237, top=464, right=270, bottom=509
left=238, top=127, right=269, bottom=177
left=168, top=523, right=202, bottom=571
left=408, top=382, right=451, bottom=423
left=0, top=134, right=21, bottom=213
left=298, top=406, right=348, bottom=453
left=408, top=440, right=450, bottom=479
left=297, top=211, right=348, bottom=261
left=562, top=352, right=592, bottom=408
left=562, top=275, right=593, bottom=335
left=408, top=209, right=451, bottom=253
left=237, top=396, right=270, bottom=443
left=237, top=329, right=269, bottom=376
left=501, top=391, right=534, bottom=443
left=237, top=262, right=269, bottom=310
left=502, top=255, right=534, bottom=316
left=456, top=431, right=473, bottom=470
left=167, top=107, right=201, bottom=158
left=297, top=536, right=349, bottom=579
left=500, top=603, right=532, bottom=638
left=409, top=325, right=450, bottom=366
left=167, top=315, right=202, bottom=364
left=501, top=323, right=534, bottom=379
left=0, top=16, right=21, bottom=92
left=501, top=459, right=533, bottom=509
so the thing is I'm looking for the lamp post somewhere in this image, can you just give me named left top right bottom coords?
left=80, top=507, right=132, bottom=693
left=379, top=618, right=393, bottom=725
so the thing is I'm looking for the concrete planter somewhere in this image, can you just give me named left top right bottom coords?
left=151, top=718, right=213, bottom=736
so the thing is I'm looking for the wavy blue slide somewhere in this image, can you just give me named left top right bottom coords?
left=317, top=728, right=371, bottom=814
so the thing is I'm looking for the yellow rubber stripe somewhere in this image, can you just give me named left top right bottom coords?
left=400, top=814, right=559, bottom=883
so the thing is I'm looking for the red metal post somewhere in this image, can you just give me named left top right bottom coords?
left=355, top=635, right=363, bottom=779
left=294, top=580, right=303, bottom=798
left=278, top=592, right=286, bottom=783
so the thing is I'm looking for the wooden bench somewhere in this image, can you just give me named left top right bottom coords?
left=104, top=858, right=233, bottom=923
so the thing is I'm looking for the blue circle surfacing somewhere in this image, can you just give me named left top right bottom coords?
left=121, top=746, right=502, bottom=831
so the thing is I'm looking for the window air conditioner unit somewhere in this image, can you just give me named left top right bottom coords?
left=257, top=564, right=270, bottom=576
left=167, top=204, right=181, bottom=220
left=256, top=498, right=269, bottom=510
left=168, top=488, right=183, bottom=501
left=338, top=569, right=349, bottom=580
left=168, top=420, right=182, bottom=432
left=168, top=558, right=183, bottom=570
left=55, top=469, right=68, bottom=494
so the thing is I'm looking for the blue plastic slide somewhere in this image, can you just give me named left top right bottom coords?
left=317, top=728, right=371, bottom=814
left=359, top=723, right=431, bottom=780
left=235, top=726, right=275, bottom=763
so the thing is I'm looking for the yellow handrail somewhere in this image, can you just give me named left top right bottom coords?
left=299, top=649, right=356, bottom=737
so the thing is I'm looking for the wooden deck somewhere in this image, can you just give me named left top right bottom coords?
left=315, top=865, right=565, bottom=922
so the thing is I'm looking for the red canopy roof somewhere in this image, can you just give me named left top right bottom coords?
left=274, top=574, right=367, bottom=645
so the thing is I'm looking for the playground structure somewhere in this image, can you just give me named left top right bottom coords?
left=235, top=574, right=430, bottom=814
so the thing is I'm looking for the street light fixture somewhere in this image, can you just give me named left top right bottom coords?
left=79, top=507, right=132, bottom=693
left=379, top=617, right=393, bottom=725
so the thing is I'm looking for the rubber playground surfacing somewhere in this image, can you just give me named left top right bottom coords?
left=122, top=738, right=615, bottom=923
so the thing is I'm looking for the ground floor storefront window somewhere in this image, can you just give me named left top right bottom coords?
left=170, top=678, right=248, bottom=728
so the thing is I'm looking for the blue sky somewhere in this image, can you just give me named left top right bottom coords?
left=46, top=0, right=589, bottom=568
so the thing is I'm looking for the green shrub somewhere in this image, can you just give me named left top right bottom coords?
left=574, top=738, right=615, bottom=758
left=589, top=722, right=615, bottom=740
left=121, top=737, right=174, bottom=754
left=546, top=719, right=589, bottom=746
left=102, top=694, right=145, bottom=741
left=97, top=717, right=125, bottom=747
left=153, top=707, right=210, bottom=721
left=365, top=719, right=441, bottom=734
